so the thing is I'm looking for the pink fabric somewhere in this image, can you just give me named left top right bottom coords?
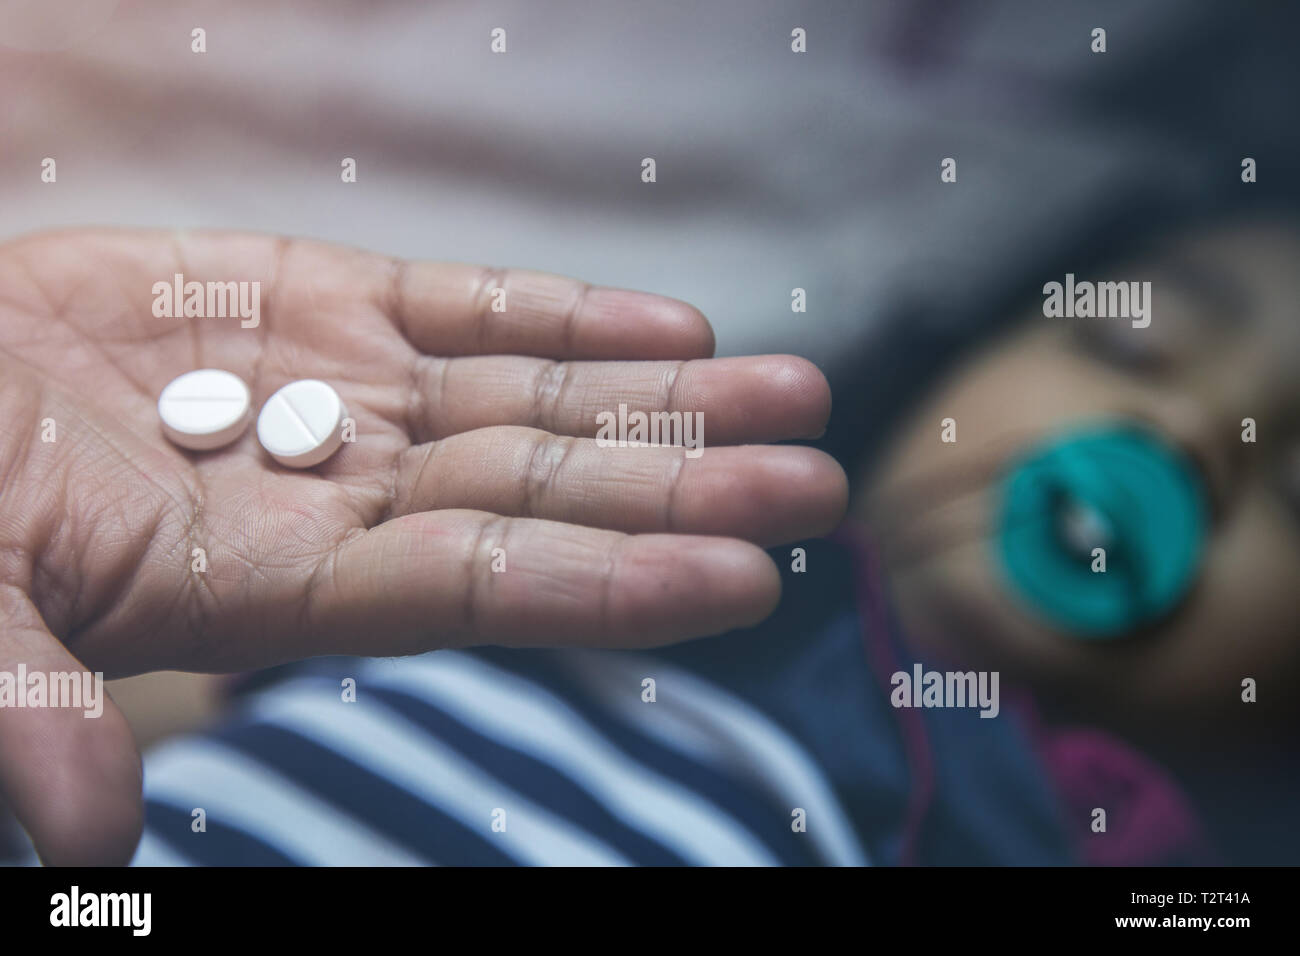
left=1032, top=725, right=1214, bottom=866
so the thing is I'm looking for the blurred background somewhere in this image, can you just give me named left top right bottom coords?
left=6, top=1, right=1296, bottom=390
left=2, top=0, right=1299, bottom=860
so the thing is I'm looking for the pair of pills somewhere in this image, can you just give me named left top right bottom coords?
left=157, top=369, right=348, bottom=468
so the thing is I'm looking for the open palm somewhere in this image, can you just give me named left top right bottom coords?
left=0, top=228, right=845, bottom=863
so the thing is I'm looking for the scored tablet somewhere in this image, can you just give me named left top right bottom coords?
left=157, top=368, right=253, bottom=451
left=256, top=379, right=349, bottom=469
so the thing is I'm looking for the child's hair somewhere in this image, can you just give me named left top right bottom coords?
left=816, top=0, right=1300, bottom=475
left=820, top=179, right=1300, bottom=476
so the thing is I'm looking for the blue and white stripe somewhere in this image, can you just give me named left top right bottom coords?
left=132, top=649, right=870, bottom=867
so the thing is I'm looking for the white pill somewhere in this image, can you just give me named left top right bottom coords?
left=256, top=379, right=349, bottom=469
left=157, top=369, right=252, bottom=451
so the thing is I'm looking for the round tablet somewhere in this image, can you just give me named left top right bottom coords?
left=157, top=369, right=252, bottom=451
left=256, top=379, right=349, bottom=469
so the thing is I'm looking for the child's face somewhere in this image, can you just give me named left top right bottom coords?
left=862, top=220, right=1300, bottom=741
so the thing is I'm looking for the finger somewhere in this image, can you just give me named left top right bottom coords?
left=0, top=586, right=142, bottom=865
left=390, top=428, right=848, bottom=547
left=298, top=511, right=781, bottom=656
left=389, top=263, right=716, bottom=360
left=409, top=354, right=833, bottom=443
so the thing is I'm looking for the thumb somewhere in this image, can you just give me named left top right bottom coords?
left=0, top=585, right=142, bottom=865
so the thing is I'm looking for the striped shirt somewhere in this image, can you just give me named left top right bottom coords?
left=127, top=532, right=1080, bottom=866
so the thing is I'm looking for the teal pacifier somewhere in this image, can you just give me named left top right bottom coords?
left=996, top=423, right=1209, bottom=638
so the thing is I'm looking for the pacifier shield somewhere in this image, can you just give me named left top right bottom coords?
left=996, top=424, right=1208, bottom=638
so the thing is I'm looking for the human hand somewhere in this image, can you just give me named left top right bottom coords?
left=0, top=229, right=845, bottom=863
